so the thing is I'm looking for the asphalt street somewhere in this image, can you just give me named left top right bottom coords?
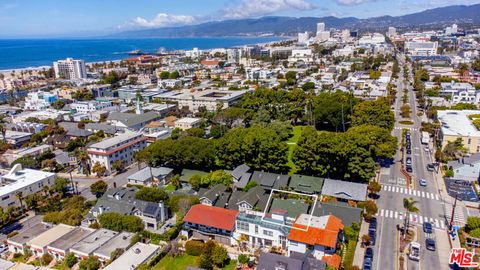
left=374, top=54, right=454, bottom=270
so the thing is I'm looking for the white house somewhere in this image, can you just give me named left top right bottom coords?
left=0, top=164, right=56, bottom=208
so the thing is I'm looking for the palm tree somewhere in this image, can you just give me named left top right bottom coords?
left=75, top=149, right=90, bottom=175
left=403, top=197, right=419, bottom=239
left=16, top=192, right=24, bottom=209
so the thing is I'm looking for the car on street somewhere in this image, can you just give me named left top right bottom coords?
left=419, top=179, right=427, bottom=187
left=406, top=149, right=412, bottom=155
left=423, top=222, right=433, bottom=234
left=406, top=165, right=413, bottom=173
left=408, top=242, right=421, bottom=261
left=363, top=257, right=372, bottom=270
left=427, top=163, right=435, bottom=171
left=424, top=147, right=429, bottom=152
left=426, top=238, right=436, bottom=251
left=406, top=143, right=411, bottom=150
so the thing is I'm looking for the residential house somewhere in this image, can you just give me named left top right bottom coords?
left=47, top=226, right=95, bottom=260
left=69, top=229, right=118, bottom=259
left=251, top=171, right=290, bottom=191
left=7, top=223, right=52, bottom=254
left=182, top=204, right=239, bottom=245
left=256, top=252, right=327, bottom=270
left=287, top=214, right=343, bottom=269
left=320, top=179, right=368, bottom=202
left=107, top=111, right=161, bottom=131
left=235, top=186, right=270, bottom=212
left=127, top=166, right=174, bottom=186
left=85, top=187, right=168, bottom=230
left=103, top=243, right=160, bottom=270
left=288, top=175, right=324, bottom=194
left=27, top=224, right=75, bottom=256
left=230, top=164, right=252, bottom=190
left=447, top=154, right=480, bottom=182
left=93, top=232, right=134, bottom=262
left=174, top=117, right=201, bottom=131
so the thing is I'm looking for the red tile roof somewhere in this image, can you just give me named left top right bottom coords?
left=201, top=60, right=220, bottom=66
left=183, top=204, right=239, bottom=231
left=288, top=215, right=344, bottom=248
left=322, top=254, right=341, bottom=270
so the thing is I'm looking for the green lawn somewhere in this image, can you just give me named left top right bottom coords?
left=152, top=255, right=237, bottom=270
left=153, top=255, right=198, bottom=270
left=287, top=126, right=306, bottom=175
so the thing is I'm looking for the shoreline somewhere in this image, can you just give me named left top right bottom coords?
left=0, top=36, right=294, bottom=73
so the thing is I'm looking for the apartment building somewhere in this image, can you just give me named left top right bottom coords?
left=405, top=41, right=438, bottom=56
left=24, top=91, right=57, bottom=110
left=53, top=58, right=87, bottom=80
left=87, top=131, right=147, bottom=173
left=0, top=165, right=56, bottom=208
left=70, top=100, right=113, bottom=114
left=438, top=110, right=480, bottom=154
left=439, top=82, right=478, bottom=104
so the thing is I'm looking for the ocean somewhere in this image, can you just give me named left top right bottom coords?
left=0, top=37, right=286, bottom=70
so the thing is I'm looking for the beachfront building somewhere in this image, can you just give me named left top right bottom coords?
left=0, top=164, right=56, bottom=208
left=87, top=131, right=147, bottom=173
left=53, top=58, right=87, bottom=80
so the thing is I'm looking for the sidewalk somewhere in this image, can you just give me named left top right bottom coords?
left=352, top=220, right=369, bottom=268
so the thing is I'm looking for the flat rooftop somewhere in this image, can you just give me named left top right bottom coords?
left=70, top=229, right=117, bottom=256
left=93, top=232, right=133, bottom=259
left=104, top=243, right=159, bottom=270
left=438, top=110, right=480, bottom=137
left=47, top=227, right=95, bottom=251
left=0, top=168, right=55, bottom=197
left=28, top=224, right=75, bottom=248
left=176, top=117, right=201, bottom=124
left=8, top=223, right=52, bottom=245
left=88, top=131, right=142, bottom=150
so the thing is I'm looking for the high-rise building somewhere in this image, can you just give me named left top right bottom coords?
left=316, top=23, right=325, bottom=34
left=298, top=32, right=309, bottom=44
left=388, top=27, right=397, bottom=37
left=452, top=24, right=458, bottom=33
left=53, top=58, right=87, bottom=80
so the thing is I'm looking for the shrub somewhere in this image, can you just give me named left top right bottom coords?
left=79, top=256, right=101, bottom=270
left=185, top=240, right=205, bottom=256
left=466, top=217, right=480, bottom=232
left=238, top=254, right=249, bottom=264
left=40, top=253, right=53, bottom=265
left=64, top=252, right=77, bottom=268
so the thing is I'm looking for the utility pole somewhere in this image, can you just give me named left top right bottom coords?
left=341, top=104, right=345, bottom=132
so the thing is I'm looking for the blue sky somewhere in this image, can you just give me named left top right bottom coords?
left=0, top=0, right=479, bottom=37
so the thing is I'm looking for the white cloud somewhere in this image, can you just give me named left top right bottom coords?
left=222, top=0, right=316, bottom=19
left=131, top=13, right=196, bottom=28
left=335, top=0, right=374, bottom=6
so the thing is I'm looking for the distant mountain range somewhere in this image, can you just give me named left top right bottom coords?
left=112, top=4, right=480, bottom=38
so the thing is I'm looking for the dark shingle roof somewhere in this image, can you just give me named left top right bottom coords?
left=257, top=252, right=303, bottom=270
left=231, top=164, right=251, bottom=180
left=269, top=198, right=310, bottom=219
left=199, top=184, right=227, bottom=204
left=312, top=201, right=362, bottom=227
left=321, top=179, right=368, bottom=201
left=85, top=123, right=118, bottom=135
left=108, top=111, right=160, bottom=128
left=59, top=122, right=93, bottom=137
left=251, top=171, right=290, bottom=190
left=237, top=186, right=267, bottom=209
left=289, top=174, right=324, bottom=194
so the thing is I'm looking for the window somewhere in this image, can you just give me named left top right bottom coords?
left=263, top=230, right=273, bottom=237
left=237, top=221, right=249, bottom=231
left=2, top=196, right=9, bottom=201
left=255, top=225, right=258, bottom=234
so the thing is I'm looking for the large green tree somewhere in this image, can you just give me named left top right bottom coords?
left=351, top=98, right=395, bottom=130
left=215, top=126, right=289, bottom=172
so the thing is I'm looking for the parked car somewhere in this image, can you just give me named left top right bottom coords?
left=406, top=149, right=412, bottom=155
left=406, top=165, right=413, bottom=173
left=408, top=242, right=421, bottom=261
left=423, top=222, right=433, bottom=234
left=0, top=244, right=7, bottom=253
left=406, top=157, right=412, bottom=165
left=363, top=257, right=372, bottom=270
left=365, top=247, right=374, bottom=259
left=368, top=229, right=376, bottom=246
left=419, top=179, right=427, bottom=187
left=426, top=238, right=436, bottom=251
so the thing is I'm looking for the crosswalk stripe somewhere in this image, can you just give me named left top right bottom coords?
left=419, top=216, right=423, bottom=224
left=409, top=189, right=413, bottom=195
left=383, top=185, right=388, bottom=191
left=435, top=219, right=440, bottom=228
left=435, top=194, right=439, bottom=200
left=395, top=211, right=398, bottom=219
left=426, top=193, right=430, bottom=199
left=390, top=210, right=394, bottom=218
left=380, top=209, right=384, bottom=217
left=421, top=191, right=426, bottom=198
left=387, top=185, right=392, bottom=192
left=440, top=222, right=445, bottom=229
